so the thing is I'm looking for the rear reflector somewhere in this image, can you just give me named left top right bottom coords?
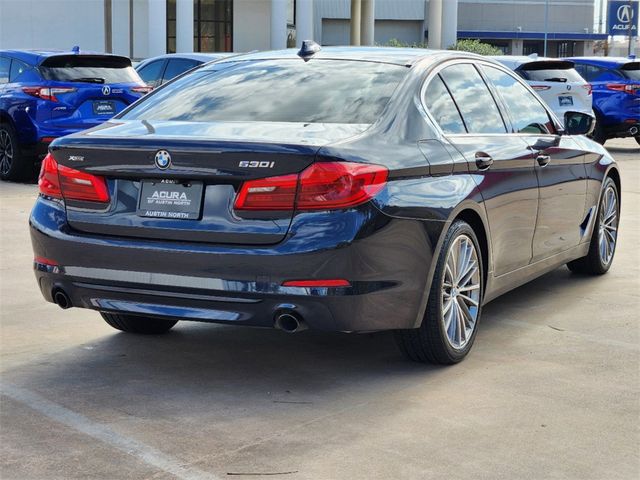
left=23, top=86, right=76, bottom=102
left=39, top=153, right=109, bottom=203
left=234, top=161, right=388, bottom=211
left=34, top=256, right=58, bottom=266
left=282, top=279, right=351, bottom=287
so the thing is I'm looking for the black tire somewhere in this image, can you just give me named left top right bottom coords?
left=589, top=117, right=607, bottom=145
left=395, top=220, right=484, bottom=365
left=0, top=122, right=34, bottom=181
left=567, top=177, right=619, bottom=275
left=100, top=312, right=178, bottom=334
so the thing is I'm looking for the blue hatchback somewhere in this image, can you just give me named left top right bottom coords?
left=0, top=48, right=149, bottom=180
left=568, top=57, right=640, bottom=145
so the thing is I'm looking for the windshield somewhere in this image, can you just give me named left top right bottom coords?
left=519, top=67, right=584, bottom=83
left=121, top=59, right=408, bottom=124
left=40, top=55, right=142, bottom=84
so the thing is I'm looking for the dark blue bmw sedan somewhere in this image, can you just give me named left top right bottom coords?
left=30, top=46, right=620, bottom=364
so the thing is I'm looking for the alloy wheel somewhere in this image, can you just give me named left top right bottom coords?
left=598, top=185, right=618, bottom=266
left=0, top=129, right=14, bottom=176
left=441, top=234, right=481, bottom=349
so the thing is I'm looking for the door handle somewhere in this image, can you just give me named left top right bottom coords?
left=475, top=152, right=494, bottom=170
left=536, top=154, right=551, bottom=167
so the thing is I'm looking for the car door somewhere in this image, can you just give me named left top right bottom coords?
left=0, top=56, right=10, bottom=96
left=427, top=62, right=539, bottom=276
left=481, top=65, right=588, bottom=261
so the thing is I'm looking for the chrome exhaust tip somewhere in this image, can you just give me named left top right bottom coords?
left=274, top=312, right=307, bottom=333
left=629, top=126, right=638, bottom=136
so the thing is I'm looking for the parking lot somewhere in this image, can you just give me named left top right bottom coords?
left=1, top=138, right=638, bottom=480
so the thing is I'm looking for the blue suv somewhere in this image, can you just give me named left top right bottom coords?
left=0, top=48, right=150, bottom=181
left=568, top=57, right=639, bottom=145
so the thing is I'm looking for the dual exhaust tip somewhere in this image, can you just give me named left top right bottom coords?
left=53, top=288, right=307, bottom=333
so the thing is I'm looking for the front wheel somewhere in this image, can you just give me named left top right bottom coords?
left=567, top=177, right=619, bottom=275
left=100, top=312, right=178, bottom=334
left=395, top=220, right=484, bottom=364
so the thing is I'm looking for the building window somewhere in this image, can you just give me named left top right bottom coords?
left=557, top=41, right=575, bottom=58
left=194, top=0, right=233, bottom=52
left=167, top=0, right=177, bottom=54
left=523, top=41, right=543, bottom=56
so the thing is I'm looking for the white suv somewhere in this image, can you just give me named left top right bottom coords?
left=493, top=55, right=593, bottom=125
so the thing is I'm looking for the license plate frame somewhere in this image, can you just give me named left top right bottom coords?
left=558, top=95, right=574, bottom=106
left=137, top=179, right=204, bottom=220
left=93, top=100, right=116, bottom=115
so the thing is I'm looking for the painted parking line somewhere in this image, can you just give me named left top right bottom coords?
left=0, top=383, right=221, bottom=480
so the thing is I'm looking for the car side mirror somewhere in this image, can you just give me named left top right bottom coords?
left=563, top=111, right=595, bottom=136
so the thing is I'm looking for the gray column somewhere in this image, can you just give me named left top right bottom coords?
left=427, top=0, right=442, bottom=49
left=271, top=0, right=287, bottom=49
left=296, top=0, right=314, bottom=46
left=350, top=0, right=361, bottom=46
left=441, top=0, right=458, bottom=49
left=176, top=0, right=194, bottom=53
left=360, top=0, right=374, bottom=46
left=148, top=0, right=167, bottom=57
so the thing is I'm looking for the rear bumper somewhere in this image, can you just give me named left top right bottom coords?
left=30, top=197, right=439, bottom=332
left=604, top=120, right=640, bottom=138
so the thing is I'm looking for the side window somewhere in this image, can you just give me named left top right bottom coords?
left=0, top=57, right=10, bottom=84
left=162, top=59, right=200, bottom=83
left=423, top=74, right=466, bottom=134
left=439, top=64, right=507, bottom=134
left=137, top=60, right=165, bottom=88
left=9, top=59, right=29, bottom=81
left=482, top=66, right=555, bottom=135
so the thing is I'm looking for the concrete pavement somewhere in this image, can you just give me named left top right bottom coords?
left=1, top=138, right=638, bottom=479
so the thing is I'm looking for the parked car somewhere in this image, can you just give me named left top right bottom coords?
left=567, top=57, right=640, bottom=145
left=135, top=53, right=233, bottom=88
left=31, top=46, right=619, bottom=365
left=492, top=55, right=593, bottom=124
left=0, top=48, right=150, bottom=181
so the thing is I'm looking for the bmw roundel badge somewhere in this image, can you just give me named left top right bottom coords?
left=154, top=150, right=171, bottom=169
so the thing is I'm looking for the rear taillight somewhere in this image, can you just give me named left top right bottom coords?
left=131, top=85, right=153, bottom=95
left=234, top=161, right=388, bottom=211
left=23, top=86, right=76, bottom=102
left=39, top=153, right=109, bottom=203
left=531, top=85, right=551, bottom=91
left=582, top=84, right=592, bottom=96
left=606, top=83, right=639, bottom=95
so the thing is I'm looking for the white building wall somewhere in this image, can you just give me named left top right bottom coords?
left=0, top=0, right=105, bottom=52
left=233, top=0, right=272, bottom=52
left=111, top=0, right=132, bottom=57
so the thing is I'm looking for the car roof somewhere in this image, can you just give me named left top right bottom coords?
left=0, top=48, right=129, bottom=65
left=567, top=56, right=637, bottom=67
left=210, top=46, right=479, bottom=67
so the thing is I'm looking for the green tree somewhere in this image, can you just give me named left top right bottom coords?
left=448, top=39, right=502, bottom=56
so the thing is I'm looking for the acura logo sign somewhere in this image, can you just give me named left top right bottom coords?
left=617, top=5, right=634, bottom=23
left=102, top=85, right=111, bottom=95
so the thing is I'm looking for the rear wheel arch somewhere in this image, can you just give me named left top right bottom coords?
left=452, top=207, right=491, bottom=289
left=606, top=167, right=621, bottom=208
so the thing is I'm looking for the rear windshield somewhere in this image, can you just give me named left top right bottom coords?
left=40, top=55, right=142, bottom=84
left=621, top=62, right=640, bottom=80
left=519, top=65, right=584, bottom=83
left=121, top=59, right=408, bottom=124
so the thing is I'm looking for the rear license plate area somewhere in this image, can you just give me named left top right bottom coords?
left=137, top=180, right=204, bottom=220
left=558, top=95, right=573, bottom=106
left=93, top=100, right=116, bottom=115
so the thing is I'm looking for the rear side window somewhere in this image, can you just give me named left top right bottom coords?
left=40, top=55, right=142, bottom=84
left=482, top=66, right=555, bottom=135
left=137, top=60, right=166, bottom=88
left=9, top=59, right=29, bottom=81
left=0, top=57, right=9, bottom=84
left=122, top=59, right=408, bottom=124
left=621, top=62, right=640, bottom=80
left=423, top=75, right=466, bottom=134
left=163, top=58, right=201, bottom=83
left=578, top=64, right=615, bottom=82
left=439, top=64, right=506, bottom=134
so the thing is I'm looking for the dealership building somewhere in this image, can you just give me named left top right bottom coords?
left=0, top=0, right=608, bottom=58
